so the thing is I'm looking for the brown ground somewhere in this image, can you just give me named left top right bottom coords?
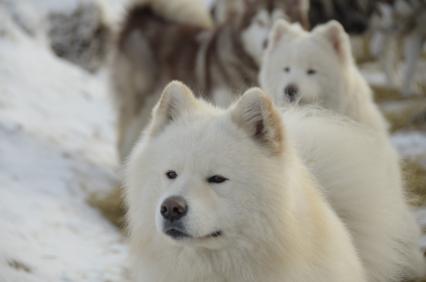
left=87, top=186, right=126, bottom=232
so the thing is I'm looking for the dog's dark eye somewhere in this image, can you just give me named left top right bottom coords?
left=307, top=69, right=316, bottom=75
left=284, top=67, right=290, bottom=73
left=207, top=175, right=228, bottom=184
left=166, top=170, right=178, bottom=179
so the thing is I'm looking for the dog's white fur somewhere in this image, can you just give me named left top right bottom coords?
left=125, top=81, right=367, bottom=282
left=284, top=107, right=426, bottom=282
left=260, top=20, right=425, bottom=282
left=260, top=20, right=389, bottom=134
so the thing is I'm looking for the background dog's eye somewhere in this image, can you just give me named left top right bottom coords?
left=207, top=175, right=228, bottom=184
left=166, top=170, right=178, bottom=179
left=284, top=67, right=290, bottom=73
left=307, top=69, right=316, bottom=75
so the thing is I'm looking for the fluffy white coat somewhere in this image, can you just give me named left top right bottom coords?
left=259, top=20, right=389, bottom=134
left=260, top=20, right=425, bottom=282
left=125, top=81, right=367, bottom=282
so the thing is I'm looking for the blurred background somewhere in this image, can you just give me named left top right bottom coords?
left=0, top=0, right=424, bottom=281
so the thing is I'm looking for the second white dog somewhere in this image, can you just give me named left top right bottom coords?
left=260, top=19, right=425, bottom=282
left=260, top=20, right=389, bottom=134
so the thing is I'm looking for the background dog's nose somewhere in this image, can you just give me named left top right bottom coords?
left=284, top=84, right=299, bottom=102
left=161, top=196, right=188, bottom=221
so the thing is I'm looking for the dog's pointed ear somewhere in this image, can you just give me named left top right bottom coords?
left=148, top=81, right=198, bottom=136
left=268, top=20, right=299, bottom=50
left=314, top=20, right=352, bottom=64
left=231, top=88, right=285, bottom=155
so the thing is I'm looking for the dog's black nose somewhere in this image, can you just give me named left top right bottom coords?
left=161, top=196, right=188, bottom=221
left=284, top=84, right=298, bottom=102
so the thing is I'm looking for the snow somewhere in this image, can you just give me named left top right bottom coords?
left=0, top=7, right=127, bottom=282
left=392, top=132, right=426, bottom=162
left=0, top=0, right=129, bottom=23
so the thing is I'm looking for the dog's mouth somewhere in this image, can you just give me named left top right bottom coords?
left=164, top=228, right=223, bottom=241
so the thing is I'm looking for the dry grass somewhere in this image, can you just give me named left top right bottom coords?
left=7, top=259, right=32, bottom=273
left=403, top=160, right=426, bottom=208
left=87, top=186, right=126, bottom=231
left=373, top=84, right=426, bottom=103
left=373, top=85, right=404, bottom=102
left=380, top=98, right=426, bottom=132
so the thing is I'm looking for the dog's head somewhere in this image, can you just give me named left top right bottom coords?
left=126, top=81, right=289, bottom=250
left=212, top=0, right=309, bottom=64
left=260, top=20, right=352, bottom=109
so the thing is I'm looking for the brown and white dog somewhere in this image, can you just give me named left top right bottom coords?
left=111, top=0, right=309, bottom=162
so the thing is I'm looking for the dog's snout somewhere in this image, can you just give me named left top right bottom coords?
left=284, top=84, right=299, bottom=102
left=161, top=196, right=188, bottom=221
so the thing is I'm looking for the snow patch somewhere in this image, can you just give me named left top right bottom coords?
left=0, top=13, right=127, bottom=281
left=392, top=131, right=426, bottom=162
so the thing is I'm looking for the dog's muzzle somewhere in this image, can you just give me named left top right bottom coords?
left=163, top=222, right=223, bottom=240
left=160, top=196, right=189, bottom=239
left=160, top=196, right=223, bottom=241
left=163, top=221, right=191, bottom=239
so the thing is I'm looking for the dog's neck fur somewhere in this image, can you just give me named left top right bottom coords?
left=131, top=237, right=288, bottom=282
left=339, top=65, right=389, bottom=133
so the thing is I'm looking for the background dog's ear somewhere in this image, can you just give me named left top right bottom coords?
left=267, top=20, right=300, bottom=51
left=231, top=88, right=285, bottom=155
left=313, top=20, right=352, bottom=64
left=148, top=81, right=198, bottom=136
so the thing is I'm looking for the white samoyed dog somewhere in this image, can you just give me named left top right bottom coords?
left=260, top=19, right=426, bottom=282
left=259, top=20, right=389, bottom=134
left=125, top=81, right=367, bottom=282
